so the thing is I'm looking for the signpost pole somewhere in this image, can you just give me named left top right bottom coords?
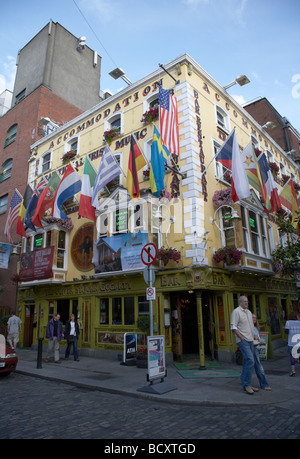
left=149, top=269, right=153, bottom=337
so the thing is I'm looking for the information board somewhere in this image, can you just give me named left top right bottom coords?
left=258, top=332, right=269, bottom=360
left=147, top=335, right=166, bottom=381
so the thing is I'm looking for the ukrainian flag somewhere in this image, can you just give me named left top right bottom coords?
left=150, top=126, right=170, bottom=197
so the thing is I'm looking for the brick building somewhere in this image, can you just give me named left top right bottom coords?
left=0, top=21, right=102, bottom=316
left=244, top=97, right=300, bottom=173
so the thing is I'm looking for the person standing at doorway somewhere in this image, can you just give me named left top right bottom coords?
left=45, top=314, right=64, bottom=363
left=7, top=311, right=22, bottom=349
left=230, top=296, right=258, bottom=395
left=64, top=314, right=80, bottom=361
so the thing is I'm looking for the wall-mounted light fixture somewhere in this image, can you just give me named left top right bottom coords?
left=210, top=205, right=240, bottom=231
left=223, top=75, right=250, bottom=91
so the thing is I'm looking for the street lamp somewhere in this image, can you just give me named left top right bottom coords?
left=210, top=205, right=240, bottom=231
left=109, top=67, right=132, bottom=85
left=223, top=75, right=250, bottom=91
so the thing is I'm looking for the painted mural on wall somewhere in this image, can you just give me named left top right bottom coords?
left=71, top=223, right=94, bottom=271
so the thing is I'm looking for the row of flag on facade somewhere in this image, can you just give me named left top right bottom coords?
left=215, top=129, right=300, bottom=227
left=4, top=85, right=180, bottom=241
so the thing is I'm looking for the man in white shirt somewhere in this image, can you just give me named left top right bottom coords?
left=7, top=311, right=22, bottom=349
left=231, top=296, right=257, bottom=395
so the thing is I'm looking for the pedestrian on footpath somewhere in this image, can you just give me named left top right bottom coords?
left=7, top=311, right=22, bottom=350
left=252, top=314, right=271, bottom=391
left=64, top=314, right=80, bottom=361
left=284, top=312, right=300, bottom=377
left=45, top=314, right=64, bottom=363
left=230, top=296, right=259, bottom=395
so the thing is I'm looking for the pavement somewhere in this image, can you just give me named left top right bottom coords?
left=14, top=342, right=300, bottom=407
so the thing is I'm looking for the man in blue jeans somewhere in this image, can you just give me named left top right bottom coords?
left=231, top=296, right=258, bottom=395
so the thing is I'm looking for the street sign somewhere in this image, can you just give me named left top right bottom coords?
left=146, top=287, right=156, bottom=300
left=143, top=266, right=155, bottom=285
left=141, top=243, right=157, bottom=266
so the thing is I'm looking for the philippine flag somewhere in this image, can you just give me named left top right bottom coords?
left=52, top=164, right=82, bottom=219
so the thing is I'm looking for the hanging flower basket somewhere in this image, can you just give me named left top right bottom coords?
left=43, top=217, right=74, bottom=231
left=143, top=168, right=150, bottom=180
left=212, top=189, right=233, bottom=208
left=103, top=127, right=120, bottom=145
left=141, top=107, right=159, bottom=125
left=158, top=247, right=181, bottom=266
left=213, top=246, right=242, bottom=265
left=293, top=181, right=300, bottom=195
left=61, top=150, right=77, bottom=164
left=269, top=161, right=279, bottom=177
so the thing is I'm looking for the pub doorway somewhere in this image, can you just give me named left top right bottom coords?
left=171, top=291, right=215, bottom=361
left=23, top=304, right=34, bottom=348
left=57, top=299, right=70, bottom=325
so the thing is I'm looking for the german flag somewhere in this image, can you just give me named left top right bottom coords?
left=16, top=184, right=33, bottom=237
left=127, top=134, right=146, bottom=198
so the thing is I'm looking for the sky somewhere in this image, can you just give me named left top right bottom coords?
left=1, top=0, right=299, bottom=131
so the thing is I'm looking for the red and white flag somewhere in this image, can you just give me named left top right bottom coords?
left=159, top=85, right=180, bottom=156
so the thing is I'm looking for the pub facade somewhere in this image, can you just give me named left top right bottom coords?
left=18, top=54, right=299, bottom=363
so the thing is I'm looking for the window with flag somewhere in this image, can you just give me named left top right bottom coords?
left=213, top=140, right=231, bottom=183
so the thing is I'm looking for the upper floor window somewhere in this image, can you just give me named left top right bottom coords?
left=216, top=106, right=230, bottom=133
left=240, top=206, right=270, bottom=257
left=41, top=151, right=51, bottom=174
left=104, top=113, right=123, bottom=137
left=15, top=89, right=26, bottom=105
left=0, top=159, right=13, bottom=182
left=5, top=124, right=17, bottom=147
left=213, top=140, right=230, bottom=183
left=0, top=194, right=8, bottom=215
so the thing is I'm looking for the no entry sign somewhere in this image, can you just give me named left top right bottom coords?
left=141, top=243, right=157, bottom=266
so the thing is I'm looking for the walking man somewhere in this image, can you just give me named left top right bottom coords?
left=231, top=296, right=258, bottom=395
left=45, top=314, right=64, bottom=363
left=7, top=311, right=22, bottom=349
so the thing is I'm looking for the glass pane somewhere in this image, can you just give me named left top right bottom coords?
left=138, top=296, right=149, bottom=315
left=100, top=298, right=109, bottom=324
left=112, top=297, right=122, bottom=324
left=124, top=297, right=134, bottom=325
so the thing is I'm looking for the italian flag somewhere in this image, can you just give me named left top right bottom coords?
left=78, top=155, right=97, bottom=221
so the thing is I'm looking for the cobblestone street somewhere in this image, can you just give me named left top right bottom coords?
left=1, top=373, right=299, bottom=440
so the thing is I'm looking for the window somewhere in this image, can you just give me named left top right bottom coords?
left=100, top=298, right=109, bottom=324
left=249, top=210, right=260, bottom=255
left=41, top=151, right=51, bottom=174
left=216, top=106, right=229, bottom=132
left=112, top=297, right=122, bottom=324
left=105, top=113, right=123, bottom=136
left=15, top=89, right=26, bottom=105
left=279, top=161, right=286, bottom=178
left=57, top=231, right=66, bottom=269
left=213, top=140, right=230, bottom=183
left=124, top=297, right=134, bottom=325
left=220, top=206, right=235, bottom=247
left=5, top=124, right=17, bottom=147
left=33, top=233, right=43, bottom=250
left=260, top=215, right=268, bottom=256
left=0, top=194, right=8, bottom=215
left=138, top=296, right=149, bottom=316
left=241, top=207, right=249, bottom=252
left=0, top=159, right=13, bottom=181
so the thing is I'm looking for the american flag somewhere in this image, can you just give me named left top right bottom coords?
left=159, top=85, right=180, bottom=156
left=4, top=189, right=23, bottom=243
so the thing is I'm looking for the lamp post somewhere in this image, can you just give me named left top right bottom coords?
left=223, top=75, right=250, bottom=91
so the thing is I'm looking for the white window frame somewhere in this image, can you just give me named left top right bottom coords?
left=215, top=105, right=230, bottom=133
left=212, top=139, right=231, bottom=183
left=40, top=150, right=52, bottom=175
left=104, top=112, right=123, bottom=136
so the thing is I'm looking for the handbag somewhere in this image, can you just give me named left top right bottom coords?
left=67, top=334, right=75, bottom=343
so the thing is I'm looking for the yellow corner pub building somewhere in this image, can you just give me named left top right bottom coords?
left=18, top=54, right=299, bottom=364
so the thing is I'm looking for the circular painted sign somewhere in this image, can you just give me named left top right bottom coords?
left=71, top=223, right=94, bottom=271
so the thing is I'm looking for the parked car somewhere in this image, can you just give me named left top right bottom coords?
left=0, top=342, right=18, bottom=376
